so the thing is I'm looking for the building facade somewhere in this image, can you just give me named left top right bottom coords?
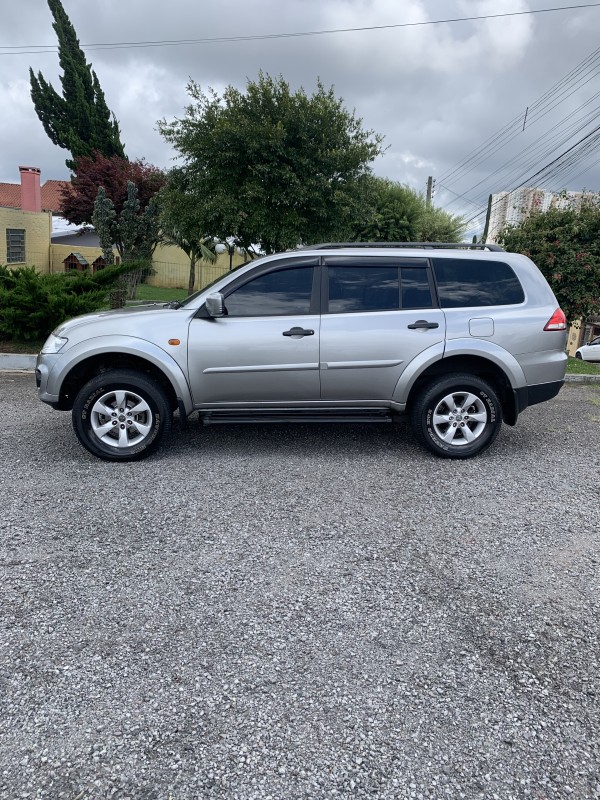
left=487, top=188, right=591, bottom=243
left=1, top=166, right=243, bottom=289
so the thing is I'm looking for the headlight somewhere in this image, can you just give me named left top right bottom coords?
left=41, top=334, right=68, bottom=354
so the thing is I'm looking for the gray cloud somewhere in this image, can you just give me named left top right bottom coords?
left=2, top=0, right=600, bottom=235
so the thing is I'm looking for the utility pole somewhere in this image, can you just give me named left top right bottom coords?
left=426, top=176, right=433, bottom=208
left=482, top=194, right=493, bottom=243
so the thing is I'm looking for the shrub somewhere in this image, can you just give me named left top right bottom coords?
left=0, top=262, right=142, bottom=341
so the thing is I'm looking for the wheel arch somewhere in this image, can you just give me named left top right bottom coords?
left=405, top=354, right=520, bottom=426
left=52, top=343, right=191, bottom=413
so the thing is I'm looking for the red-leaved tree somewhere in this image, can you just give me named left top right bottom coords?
left=60, top=151, right=166, bottom=226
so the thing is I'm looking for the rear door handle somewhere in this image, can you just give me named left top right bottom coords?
left=407, top=320, right=439, bottom=330
left=283, top=327, right=315, bottom=337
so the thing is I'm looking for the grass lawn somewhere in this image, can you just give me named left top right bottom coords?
left=134, top=285, right=188, bottom=303
left=566, top=356, right=600, bottom=374
left=0, top=339, right=45, bottom=354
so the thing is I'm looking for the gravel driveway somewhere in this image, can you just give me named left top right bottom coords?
left=1, top=374, right=599, bottom=800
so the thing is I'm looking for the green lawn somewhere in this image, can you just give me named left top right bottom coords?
left=0, top=339, right=45, bottom=354
left=566, top=356, right=600, bottom=374
left=134, top=285, right=188, bottom=303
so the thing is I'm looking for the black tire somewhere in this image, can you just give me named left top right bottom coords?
left=72, top=370, right=172, bottom=461
left=575, top=352, right=582, bottom=359
left=410, top=373, right=502, bottom=459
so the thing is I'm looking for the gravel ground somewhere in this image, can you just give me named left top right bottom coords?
left=1, top=374, right=599, bottom=800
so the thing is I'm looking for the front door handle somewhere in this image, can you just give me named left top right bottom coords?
left=407, top=320, right=439, bottom=330
left=283, top=327, right=315, bottom=337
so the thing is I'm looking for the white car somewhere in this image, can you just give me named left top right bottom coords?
left=576, top=335, right=600, bottom=362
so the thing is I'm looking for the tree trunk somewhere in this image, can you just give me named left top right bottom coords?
left=188, top=256, right=197, bottom=295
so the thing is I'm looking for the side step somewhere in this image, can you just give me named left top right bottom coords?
left=200, top=407, right=393, bottom=426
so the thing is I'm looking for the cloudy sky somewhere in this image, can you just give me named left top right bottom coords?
left=1, top=0, right=600, bottom=236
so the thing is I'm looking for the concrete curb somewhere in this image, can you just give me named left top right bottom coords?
left=564, top=374, right=600, bottom=384
left=1, top=352, right=599, bottom=384
left=0, top=353, right=37, bottom=371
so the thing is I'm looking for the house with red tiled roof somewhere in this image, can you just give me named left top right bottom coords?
left=0, top=166, right=105, bottom=272
left=1, top=166, right=239, bottom=287
left=0, top=168, right=69, bottom=214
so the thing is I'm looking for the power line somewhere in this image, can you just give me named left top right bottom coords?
left=439, top=46, right=600, bottom=186
left=445, top=89, right=600, bottom=211
left=2, top=3, right=600, bottom=55
left=461, top=125, right=600, bottom=226
left=435, top=42, right=600, bottom=223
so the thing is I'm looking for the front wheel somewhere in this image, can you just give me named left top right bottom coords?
left=72, top=370, right=172, bottom=461
left=410, top=374, right=502, bottom=459
left=575, top=352, right=582, bottom=359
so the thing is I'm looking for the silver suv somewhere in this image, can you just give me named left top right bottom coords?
left=36, top=243, right=568, bottom=461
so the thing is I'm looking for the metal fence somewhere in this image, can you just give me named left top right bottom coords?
left=147, top=258, right=236, bottom=291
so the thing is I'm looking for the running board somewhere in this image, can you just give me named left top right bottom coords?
left=199, top=408, right=393, bottom=425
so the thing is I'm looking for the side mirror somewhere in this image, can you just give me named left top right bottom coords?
left=205, top=292, right=225, bottom=318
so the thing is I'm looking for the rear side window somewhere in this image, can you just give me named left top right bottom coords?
left=328, top=266, right=399, bottom=313
left=432, top=258, right=525, bottom=307
left=326, top=259, right=433, bottom=313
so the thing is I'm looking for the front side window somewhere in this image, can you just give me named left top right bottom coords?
left=433, top=258, right=525, bottom=307
left=225, top=266, right=314, bottom=316
left=6, top=229, right=25, bottom=263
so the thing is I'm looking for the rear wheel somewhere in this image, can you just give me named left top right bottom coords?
left=411, top=374, right=502, bottom=459
left=72, top=370, right=172, bottom=461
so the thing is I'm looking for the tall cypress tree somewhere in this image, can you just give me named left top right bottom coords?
left=30, top=0, right=126, bottom=169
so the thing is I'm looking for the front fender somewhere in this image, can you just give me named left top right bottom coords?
left=41, top=335, right=194, bottom=414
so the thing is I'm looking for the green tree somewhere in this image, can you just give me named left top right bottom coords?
left=92, top=182, right=161, bottom=303
left=159, top=169, right=217, bottom=295
left=349, top=177, right=425, bottom=241
left=30, top=0, right=125, bottom=169
left=417, top=205, right=467, bottom=243
left=498, top=196, right=600, bottom=324
left=158, top=73, right=384, bottom=254
left=91, top=187, right=116, bottom=265
left=347, top=177, right=466, bottom=243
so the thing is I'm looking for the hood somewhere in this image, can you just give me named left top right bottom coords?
left=54, top=303, right=176, bottom=336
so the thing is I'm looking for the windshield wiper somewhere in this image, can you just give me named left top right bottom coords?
left=164, top=300, right=182, bottom=309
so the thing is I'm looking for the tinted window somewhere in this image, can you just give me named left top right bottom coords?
left=328, top=266, right=399, bottom=313
left=225, top=266, right=314, bottom=316
left=401, top=267, right=433, bottom=309
left=433, top=258, right=524, bottom=307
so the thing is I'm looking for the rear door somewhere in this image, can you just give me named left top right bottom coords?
left=319, top=256, right=446, bottom=400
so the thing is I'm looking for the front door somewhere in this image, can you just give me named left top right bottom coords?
left=319, top=256, right=446, bottom=400
left=187, top=260, right=321, bottom=405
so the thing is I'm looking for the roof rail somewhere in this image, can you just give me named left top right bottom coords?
left=307, top=242, right=505, bottom=252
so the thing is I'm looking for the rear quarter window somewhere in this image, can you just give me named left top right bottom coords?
left=432, top=258, right=525, bottom=307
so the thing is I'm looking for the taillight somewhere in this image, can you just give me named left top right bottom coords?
left=544, top=308, right=567, bottom=331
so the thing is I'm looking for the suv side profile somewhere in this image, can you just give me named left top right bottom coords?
left=36, top=243, right=568, bottom=461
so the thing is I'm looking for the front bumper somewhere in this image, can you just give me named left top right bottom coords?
left=35, top=354, right=62, bottom=408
